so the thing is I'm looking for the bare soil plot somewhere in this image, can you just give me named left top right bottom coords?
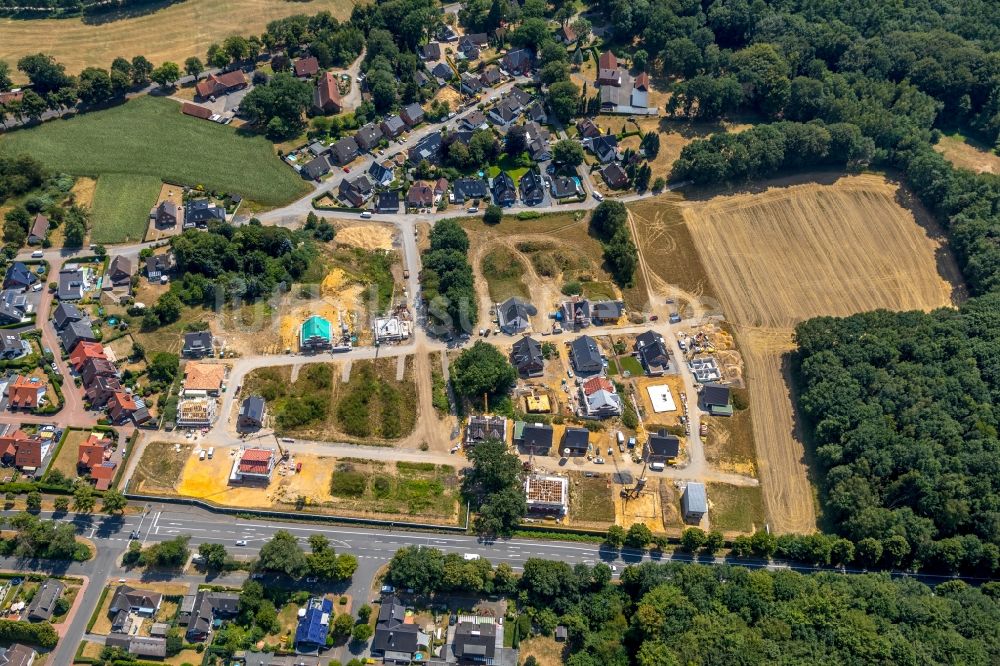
left=934, top=133, right=1000, bottom=174
left=681, top=173, right=966, bottom=534
left=480, top=246, right=530, bottom=302
left=568, top=472, right=615, bottom=528
left=702, top=406, right=756, bottom=478
left=131, top=441, right=193, bottom=494
left=0, top=1, right=355, bottom=82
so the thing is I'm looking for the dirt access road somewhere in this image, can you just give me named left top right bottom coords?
left=680, top=173, right=965, bottom=534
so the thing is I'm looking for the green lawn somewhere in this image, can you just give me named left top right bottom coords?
left=89, top=174, right=161, bottom=243
left=618, top=356, right=643, bottom=376
left=0, top=96, right=309, bottom=207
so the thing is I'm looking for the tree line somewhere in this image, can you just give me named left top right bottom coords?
left=420, top=218, right=478, bottom=333
left=385, top=546, right=1000, bottom=666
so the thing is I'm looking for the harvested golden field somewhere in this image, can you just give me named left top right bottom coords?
left=681, top=173, right=965, bottom=534
left=934, top=133, right=1000, bottom=174
left=0, top=1, right=355, bottom=82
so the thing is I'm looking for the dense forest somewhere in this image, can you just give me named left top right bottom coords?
left=386, top=548, right=1000, bottom=666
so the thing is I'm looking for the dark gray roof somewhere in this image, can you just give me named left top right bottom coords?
left=592, top=300, right=624, bottom=319
left=498, top=297, right=532, bottom=333
left=53, top=302, right=83, bottom=329
left=511, top=336, right=543, bottom=371
left=701, top=383, right=731, bottom=406
left=453, top=177, right=489, bottom=203
left=184, top=199, right=225, bottom=225
left=431, top=62, right=453, bottom=81
left=647, top=431, right=680, bottom=458
left=183, top=331, right=213, bottom=354
left=466, top=416, right=506, bottom=445
left=492, top=171, right=516, bottom=205
left=373, top=595, right=420, bottom=655
left=330, top=136, right=360, bottom=165
left=26, top=578, right=64, bottom=621
left=59, top=319, right=96, bottom=353
left=636, top=330, right=669, bottom=370
left=518, top=422, right=553, bottom=450
left=550, top=175, right=578, bottom=198
left=58, top=267, right=85, bottom=301
left=570, top=335, right=602, bottom=373
left=0, top=332, right=22, bottom=354
left=368, top=161, right=394, bottom=183
left=402, top=102, right=426, bottom=123
left=356, top=122, right=384, bottom=148
left=0, top=290, right=27, bottom=325
left=240, top=396, right=265, bottom=422
left=376, top=191, right=400, bottom=212
left=302, top=154, right=331, bottom=179
left=381, top=115, right=406, bottom=136
left=408, top=132, right=443, bottom=164
left=562, top=427, right=589, bottom=452
left=519, top=170, right=545, bottom=205
left=4, top=262, right=37, bottom=289
left=146, top=253, right=173, bottom=275
left=453, top=621, right=497, bottom=660
left=590, top=134, right=618, bottom=160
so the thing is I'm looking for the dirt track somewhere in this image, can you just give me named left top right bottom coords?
left=680, top=174, right=964, bottom=534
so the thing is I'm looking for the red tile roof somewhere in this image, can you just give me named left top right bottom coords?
left=294, top=56, right=319, bottom=77
left=582, top=377, right=615, bottom=396
left=69, top=341, right=106, bottom=371
left=91, top=463, right=116, bottom=490
left=599, top=50, right=617, bottom=70
left=238, top=448, right=274, bottom=475
left=14, top=438, right=41, bottom=469
left=634, top=72, right=649, bottom=91
left=195, top=70, right=247, bottom=98
left=0, top=91, right=24, bottom=105
left=8, top=375, right=43, bottom=409
left=78, top=443, right=108, bottom=469
left=407, top=181, right=434, bottom=206
left=314, top=72, right=342, bottom=112
left=181, top=102, right=213, bottom=120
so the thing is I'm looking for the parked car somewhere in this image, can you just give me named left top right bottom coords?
left=235, top=540, right=248, bottom=547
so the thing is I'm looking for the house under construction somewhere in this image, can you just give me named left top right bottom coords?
left=524, top=474, right=568, bottom=516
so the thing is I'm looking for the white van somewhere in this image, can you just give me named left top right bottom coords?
left=649, top=462, right=664, bottom=471
left=360, top=211, right=372, bottom=219
left=616, top=431, right=625, bottom=446
left=198, top=450, right=206, bottom=461
left=592, top=192, right=604, bottom=201
left=30, top=250, right=43, bottom=258
left=207, top=447, right=214, bottom=459
left=463, top=553, right=481, bottom=561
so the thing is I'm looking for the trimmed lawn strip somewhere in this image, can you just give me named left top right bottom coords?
left=707, top=483, right=767, bottom=533
left=89, top=174, right=162, bottom=244
left=0, top=96, right=310, bottom=207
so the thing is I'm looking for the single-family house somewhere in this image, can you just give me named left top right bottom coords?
left=580, top=376, right=624, bottom=418
left=558, top=24, right=577, bottom=45
left=77, top=434, right=110, bottom=475
left=340, top=175, right=374, bottom=208
left=295, top=597, right=332, bottom=655
left=465, top=415, right=507, bottom=447
left=58, top=265, right=85, bottom=301
left=109, top=391, right=147, bottom=426
left=561, top=427, right=590, bottom=456
left=182, top=331, right=213, bottom=358
left=80, top=357, right=118, bottom=387
left=700, top=383, right=733, bottom=416
left=459, top=40, right=480, bottom=60
left=153, top=200, right=180, bottom=228
left=301, top=154, right=331, bottom=181
left=511, top=336, right=544, bottom=377
left=52, top=302, right=84, bottom=331
left=645, top=430, right=680, bottom=465
left=26, top=579, right=64, bottom=622
left=230, top=447, right=276, bottom=484
left=460, top=72, right=484, bottom=95
left=577, top=118, right=601, bottom=139
left=497, top=297, right=532, bottom=334
left=372, top=596, right=423, bottom=663
left=408, top=132, right=443, bottom=164
left=523, top=121, right=551, bottom=161
left=452, top=621, right=498, bottom=663
left=561, top=298, right=591, bottom=329
left=300, top=315, right=332, bottom=352
left=401, top=103, right=425, bottom=127
left=480, top=66, right=501, bottom=87
left=519, top=170, right=545, bottom=206
left=59, top=319, right=96, bottom=354
left=598, top=50, right=618, bottom=72
left=549, top=175, right=580, bottom=199
left=460, top=110, right=488, bottom=131
left=488, top=98, right=519, bottom=125
left=407, top=181, right=434, bottom=209
left=380, top=115, right=406, bottom=138
left=434, top=177, right=449, bottom=201
left=68, top=340, right=105, bottom=371
left=502, top=48, right=534, bottom=75
left=438, top=24, right=458, bottom=42
left=109, top=585, right=163, bottom=616
left=570, top=335, right=603, bottom=375
left=375, top=191, right=400, bottom=213
left=431, top=62, right=454, bottom=84
left=683, top=482, right=707, bottom=522
left=0, top=431, right=42, bottom=470
left=0, top=643, right=37, bottom=666
left=491, top=171, right=517, bottom=206
left=452, top=177, right=489, bottom=204
left=601, top=163, right=629, bottom=189
left=86, top=375, right=122, bottom=407
left=414, top=69, right=431, bottom=87
left=329, top=136, right=360, bottom=166
left=588, top=135, right=619, bottom=163
left=0, top=290, right=30, bottom=325
left=183, top=590, right=240, bottom=642
left=515, top=421, right=553, bottom=453
left=3, top=263, right=36, bottom=291
left=27, top=213, right=48, bottom=245
left=238, top=396, right=266, bottom=429
left=419, top=42, right=442, bottom=61
left=591, top=300, right=624, bottom=324
left=355, top=122, right=384, bottom=152
left=195, top=70, right=248, bottom=99
left=146, top=253, right=174, bottom=281
left=635, top=330, right=670, bottom=375
left=181, top=102, right=212, bottom=120
left=6, top=375, right=44, bottom=411
left=0, top=332, right=25, bottom=360
left=104, top=636, right=166, bottom=659
left=183, top=362, right=225, bottom=396
left=107, top=256, right=133, bottom=286
left=313, top=72, right=343, bottom=114
left=368, top=161, right=394, bottom=187
left=293, top=56, right=319, bottom=78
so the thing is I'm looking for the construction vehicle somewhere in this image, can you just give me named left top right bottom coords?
left=620, top=463, right=648, bottom=500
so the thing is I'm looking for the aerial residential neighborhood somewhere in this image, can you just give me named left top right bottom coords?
left=0, top=0, right=998, bottom=665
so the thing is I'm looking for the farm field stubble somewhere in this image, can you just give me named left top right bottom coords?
left=0, top=0, right=355, bottom=82
left=680, top=173, right=964, bottom=534
left=0, top=96, right=310, bottom=207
